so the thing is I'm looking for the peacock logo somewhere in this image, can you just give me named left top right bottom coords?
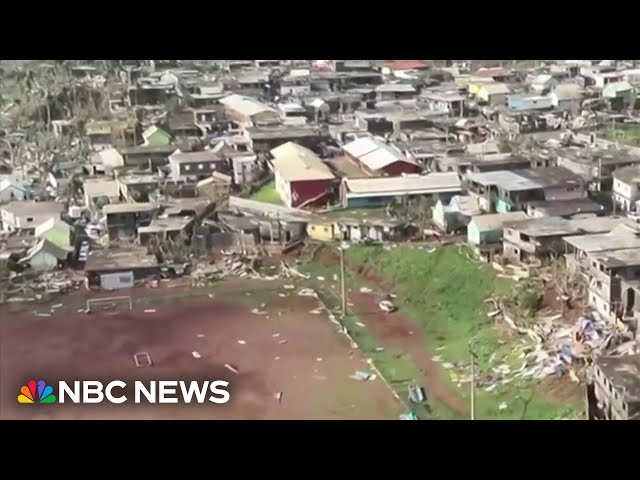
left=18, top=380, right=57, bottom=404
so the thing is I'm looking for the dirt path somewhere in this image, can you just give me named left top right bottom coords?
left=313, top=247, right=469, bottom=419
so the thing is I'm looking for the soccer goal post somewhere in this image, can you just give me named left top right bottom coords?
left=86, top=296, right=133, bottom=313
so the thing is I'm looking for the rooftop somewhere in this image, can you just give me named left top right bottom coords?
left=466, top=170, right=541, bottom=191
left=118, top=145, right=177, bottom=156
left=613, top=165, right=640, bottom=184
left=103, top=202, right=157, bottom=215
left=137, top=216, right=193, bottom=234
left=593, top=247, right=640, bottom=269
left=470, top=211, right=528, bottom=231
left=84, top=247, right=159, bottom=272
left=219, top=94, right=276, bottom=118
left=515, top=167, right=583, bottom=188
left=343, top=172, right=461, bottom=197
left=504, top=215, right=623, bottom=238
left=343, top=137, right=418, bottom=172
left=563, top=222, right=640, bottom=252
left=596, top=354, right=640, bottom=403
left=270, top=142, right=335, bottom=182
left=117, top=174, right=161, bottom=185
left=0, top=201, right=65, bottom=217
left=83, top=178, right=120, bottom=198
left=246, top=125, right=325, bottom=140
left=169, top=150, right=225, bottom=164
left=527, top=198, right=606, bottom=217
left=375, top=83, right=417, bottom=93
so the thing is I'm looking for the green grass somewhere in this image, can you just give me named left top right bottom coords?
left=340, top=245, right=581, bottom=420
left=315, top=207, right=388, bottom=220
left=299, top=258, right=459, bottom=420
left=249, top=181, right=282, bottom=205
left=599, top=126, right=640, bottom=147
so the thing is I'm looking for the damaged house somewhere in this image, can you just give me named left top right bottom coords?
left=117, top=173, right=162, bottom=202
left=0, top=201, right=66, bottom=234
left=432, top=194, right=482, bottom=233
left=83, top=178, right=120, bottom=210
left=169, top=148, right=230, bottom=182
left=271, top=142, right=337, bottom=209
left=563, top=222, right=640, bottom=320
left=466, top=167, right=585, bottom=214
left=137, top=198, right=215, bottom=245
left=556, top=148, right=640, bottom=192
left=18, top=238, right=72, bottom=271
left=612, top=165, right=640, bottom=212
left=307, top=215, right=407, bottom=243
left=214, top=212, right=306, bottom=253
left=103, top=202, right=158, bottom=242
left=502, top=215, right=625, bottom=265
left=587, top=354, right=640, bottom=420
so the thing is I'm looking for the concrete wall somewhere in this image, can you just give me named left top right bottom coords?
left=29, top=251, right=59, bottom=271
left=275, top=170, right=292, bottom=207
left=544, top=185, right=586, bottom=201
left=593, top=365, right=629, bottom=420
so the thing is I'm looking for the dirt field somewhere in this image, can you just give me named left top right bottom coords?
left=0, top=283, right=401, bottom=420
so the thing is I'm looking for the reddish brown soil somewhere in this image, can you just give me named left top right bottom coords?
left=0, top=291, right=400, bottom=420
left=314, top=247, right=469, bottom=418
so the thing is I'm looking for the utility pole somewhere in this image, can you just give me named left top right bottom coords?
left=340, top=246, right=346, bottom=317
left=469, top=339, right=478, bottom=420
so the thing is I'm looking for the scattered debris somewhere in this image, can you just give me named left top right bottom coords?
left=274, top=392, right=283, bottom=403
left=360, top=287, right=373, bottom=293
left=399, top=411, right=419, bottom=420
left=316, top=357, right=323, bottom=362
left=278, top=339, right=288, bottom=344
left=309, top=308, right=324, bottom=314
left=408, top=385, right=426, bottom=404
left=355, top=322, right=366, bottom=327
left=237, top=340, right=247, bottom=345
left=134, top=352, right=152, bottom=367
left=144, top=309, right=156, bottom=313
left=197, top=334, right=205, bottom=338
left=317, top=276, right=325, bottom=281
left=224, top=363, right=239, bottom=374
left=283, top=285, right=295, bottom=290
left=498, top=402, right=508, bottom=410
left=298, top=288, right=317, bottom=297
left=351, top=370, right=372, bottom=381
left=379, top=300, right=396, bottom=313
left=251, top=308, right=267, bottom=315
left=272, top=333, right=280, bottom=338
left=192, top=351, right=202, bottom=359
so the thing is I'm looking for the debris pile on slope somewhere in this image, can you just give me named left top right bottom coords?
left=435, top=305, right=636, bottom=392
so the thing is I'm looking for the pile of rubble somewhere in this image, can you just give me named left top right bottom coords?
left=190, top=253, right=312, bottom=286
left=435, top=306, right=637, bottom=393
left=2, top=270, right=86, bottom=303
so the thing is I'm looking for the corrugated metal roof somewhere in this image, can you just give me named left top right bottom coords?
left=343, top=137, right=418, bottom=172
left=344, top=172, right=461, bottom=197
left=220, top=94, right=276, bottom=118
left=479, top=83, right=510, bottom=95
left=270, top=142, right=335, bottom=182
left=375, top=83, right=416, bottom=93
